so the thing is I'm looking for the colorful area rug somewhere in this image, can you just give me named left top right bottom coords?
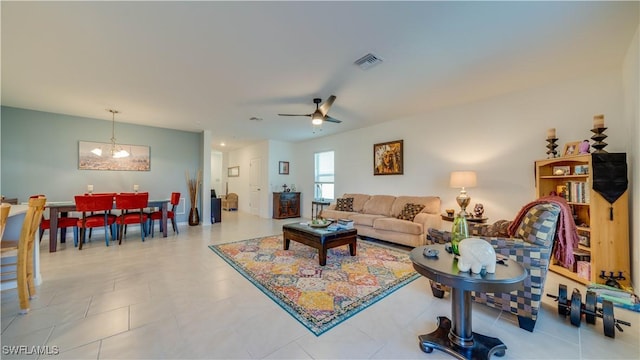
left=209, top=235, right=419, bottom=335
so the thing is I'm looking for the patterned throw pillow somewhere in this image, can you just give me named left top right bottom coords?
left=335, top=197, right=354, bottom=212
left=515, top=203, right=560, bottom=247
left=397, top=203, right=426, bottom=221
left=486, top=220, right=512, bottom=237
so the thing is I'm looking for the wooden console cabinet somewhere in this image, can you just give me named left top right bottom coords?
left=273, top=192, right=301, bottom=219
left=535, top=153, right=629, bottom=286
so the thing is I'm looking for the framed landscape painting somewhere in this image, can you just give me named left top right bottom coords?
left=78, top=141, right=150, bottom=171
left=373, top=140, right=403, bottom=175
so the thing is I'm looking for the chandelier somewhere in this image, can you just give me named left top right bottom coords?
left=91, top=109, right=130, bottom=158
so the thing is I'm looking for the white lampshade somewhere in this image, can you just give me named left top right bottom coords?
left=450, top=171, right=477, bottom=189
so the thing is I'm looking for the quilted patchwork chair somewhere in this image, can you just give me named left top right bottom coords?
left=427, top=201, right=562, bottom=332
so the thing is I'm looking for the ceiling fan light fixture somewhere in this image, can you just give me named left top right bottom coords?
left=311, top=110, right=324, bottom=125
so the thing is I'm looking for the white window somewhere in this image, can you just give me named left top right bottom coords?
left=314, top=151, right=334, bottom=200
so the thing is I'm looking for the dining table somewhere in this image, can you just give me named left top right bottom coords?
left=47, top=198, right=170, bottom=252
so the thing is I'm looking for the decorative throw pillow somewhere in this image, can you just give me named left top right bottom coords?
left=335, top=197, right=354, bottom=212
left=515, top=203, right=560, bottom=247
left=397, top=203, right=426, bottom=221
left=486, top=220, right=512, bottom=237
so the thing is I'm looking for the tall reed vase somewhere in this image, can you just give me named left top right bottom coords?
left=188, top=207, right=200, bottom=226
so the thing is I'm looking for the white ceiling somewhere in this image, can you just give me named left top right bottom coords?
left=2, top=1, right=638, bottom=150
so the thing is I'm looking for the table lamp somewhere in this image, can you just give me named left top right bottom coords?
left=450, top=171, right=477, bottom=216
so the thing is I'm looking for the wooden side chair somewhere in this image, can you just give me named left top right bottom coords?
left=0, top=203, right=10, bottom=240
left=148, top=192, right=180, bottom=237
left=0, top=196, right=46, bottom=314
left=115, top=192, right=149, bottom=244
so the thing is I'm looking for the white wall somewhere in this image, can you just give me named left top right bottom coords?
left=622, top=24, right=639, bottom=290
left=227, top=32, right=639, bottom=287
left=210, top=150, right=223, bottom=197
left=294, top=69, right=628, bottom=224
left=227, top=141, right=270, bottom=218
left=268, top=140, right=298, bottom=208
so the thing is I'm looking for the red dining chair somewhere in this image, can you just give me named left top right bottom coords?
left=27, top=194, right=79, bottom=247
left=85, top=193, right=117, bottom=240
left=74, top=194, right=117, bottom=250
left=39, top=216, right=79, bottom=246
left=148, top=192, right=180, bottom=237
left=115, top=192, right=149, bottom=244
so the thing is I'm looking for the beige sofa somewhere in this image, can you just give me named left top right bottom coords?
left=320, top=193, right=441, bottom=247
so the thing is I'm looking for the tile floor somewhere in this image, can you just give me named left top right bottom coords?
left=1, top=211, right=639, bottom=359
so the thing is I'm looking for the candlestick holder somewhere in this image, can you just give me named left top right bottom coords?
left=546, top=138, right=558, bottom=158
left=590, top=127, right=608, bottom=153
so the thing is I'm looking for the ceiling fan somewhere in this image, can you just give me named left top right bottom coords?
left=278, top=95, right=342, bottom=125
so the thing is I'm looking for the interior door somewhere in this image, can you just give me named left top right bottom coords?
left=249, top=158, right=262, bottom=216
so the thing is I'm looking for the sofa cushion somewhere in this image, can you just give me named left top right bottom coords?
left=391, top=196, right=441, bottom=216
left=362, top=195, right=396, bottom=216
left=396, top=203, right=425, bottom=221
left=335, top=197, right=354, bottom=212
left=350, top=213, right=386, bottom=227
left=342, top=193, right=371, bottom=213
left=373, top=218, right=423, bottom=235
left=515, top=203, right=560, bottom=247
left=320, top=209, right=355, bottom=220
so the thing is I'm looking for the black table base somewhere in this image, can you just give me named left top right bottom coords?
left=418, top=316, right=505, bottom=360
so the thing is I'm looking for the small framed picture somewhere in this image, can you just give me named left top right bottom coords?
left=279, top=161, right=289, bottom=175
left=228, top=166, right=239, bottom=177
left=553, top=166, right=570, bottom=176
left=574, top=165, right=589, bottom=175
left=562, top=141, right=581, bottom=156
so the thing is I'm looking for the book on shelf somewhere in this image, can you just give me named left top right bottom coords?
left=562, top=180, right=590, bottom=203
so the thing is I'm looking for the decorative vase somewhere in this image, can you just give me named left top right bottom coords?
left=451, top=214, right=469, bottom=256
left=188, top=207, right=200, bottom=226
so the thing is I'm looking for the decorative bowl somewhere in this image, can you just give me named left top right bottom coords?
left=309, top=222, right=331, bottom=228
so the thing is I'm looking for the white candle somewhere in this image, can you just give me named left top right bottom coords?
left=593, top=114, right=605, bottom=129
left=547, top=128, right=556, bottom=139
left=133, top=184, right=139, bottom=192
left=87, top=184, right=93, bottom=193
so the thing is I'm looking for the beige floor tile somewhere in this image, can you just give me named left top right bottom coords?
left=0, top=210, right=636, bottom=359
left=45, top=306, right=129, bottom=352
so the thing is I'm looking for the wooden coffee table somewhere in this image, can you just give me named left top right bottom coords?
left=282, top=222, right=357, bottom=266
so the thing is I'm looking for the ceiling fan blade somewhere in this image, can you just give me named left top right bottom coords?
left=318, top=95, right=336, bottom=116
left=324, top=115, right=342, bottom=123
left=278, top=113, right=312, bottom=117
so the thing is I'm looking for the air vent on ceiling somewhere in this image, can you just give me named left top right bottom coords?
left=354, top=53, right=383, bottom=70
